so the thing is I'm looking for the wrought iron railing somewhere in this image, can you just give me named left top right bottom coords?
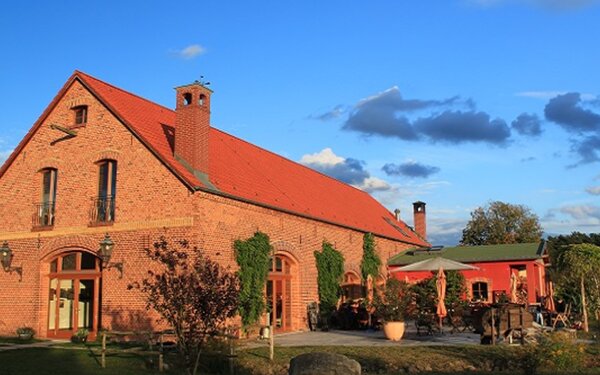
left=33, top=202, right=55, bottom=227
left=90, top=196, right=115, bottom=224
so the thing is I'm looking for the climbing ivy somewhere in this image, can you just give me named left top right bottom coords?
left=314, top=241, right=345, bottom=314
left=360, top=232, right=381, bottom=281
left=234, top=231, right=273, bottom=327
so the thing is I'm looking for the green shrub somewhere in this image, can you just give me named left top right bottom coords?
left=520, top=332, right=585, bottom=375
left=314, top=241, right=344, bottom=316
left=374, top=279, right=413, bottom=321
left=235, top=232, right=272, bottom=328
left=16, top=327, right=35, bottom=336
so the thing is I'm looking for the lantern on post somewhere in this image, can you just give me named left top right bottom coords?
left=98, top=234, right=123, bottom=278
left=1, top=241, right=23, bottom=281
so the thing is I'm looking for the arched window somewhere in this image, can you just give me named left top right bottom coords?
left=342, top=272, right=362, bottom=301
left=198, top=94, right=206, bottom=106
left=35, top=168, right=57, bottom=227
left=472, top=281, right=489, bottom=301
left=72, top=105, right=88, bottom=126
left=183, top=93, right=192, bottom=106
left=91, top=160, right=117, bottom=224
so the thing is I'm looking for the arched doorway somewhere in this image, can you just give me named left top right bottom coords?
left=341, top=271, right=363, bottom=302
left=47, top=251, right=101, bottom=339
left=267, top=255, right=293, bottom=332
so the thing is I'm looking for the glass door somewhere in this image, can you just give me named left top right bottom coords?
left=47, top=251, right=101, bottom=338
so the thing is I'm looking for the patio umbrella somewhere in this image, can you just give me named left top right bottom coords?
left=436, top=267, right=447, bottom=331
left=509, top=273, right=518, bottom=303
left=392, top=257, right=479, bottom=272
left=366, top=274, right=374, bottom=304
left=545, top=280, right=556, bottom=312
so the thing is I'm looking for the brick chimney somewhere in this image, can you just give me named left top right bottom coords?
left=174, top=81, right=212, bottom=177
left=413, top=201, right=426, bottom=240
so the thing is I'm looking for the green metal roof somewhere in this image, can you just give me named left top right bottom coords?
left=388, top=241, right=546, bottom=266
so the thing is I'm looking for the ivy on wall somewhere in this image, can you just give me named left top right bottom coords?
left=314, top=241, right=345, bottom=314
left=234, top=231, right=273, bottom=327
left=360, top=232, right=381, bottom=281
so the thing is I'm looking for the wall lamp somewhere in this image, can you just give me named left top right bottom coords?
left=0, top=241, right=23, bottom=281
left=98, top=234, right=123, bottom=279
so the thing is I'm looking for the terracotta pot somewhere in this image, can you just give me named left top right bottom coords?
left=383, top=321, right=405, bottom=341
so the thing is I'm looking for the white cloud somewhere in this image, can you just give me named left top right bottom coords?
left=300, top=148, right=344, bottom=166
left=353, top=177, right=391, bottom=193
left=560, top=204, right=600, bottom=221
left=175, top=44, right=206, bottom=60
left=586, top=186, right=600, bottom=195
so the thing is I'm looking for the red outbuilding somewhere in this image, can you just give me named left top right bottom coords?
left=389, top=242, right=550, bottom=305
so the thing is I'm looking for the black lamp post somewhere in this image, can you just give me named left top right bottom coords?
left=0, top=241, right=23, bottom=281
left=98, top=234, right=123, bottom=278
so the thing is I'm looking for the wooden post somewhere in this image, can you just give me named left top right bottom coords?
left=101, top=332, right=106, bottom=368
left=491, top=307, right=496, bottom=346
left=228, top=329, right=235, bottom=375
left=158, top=332, right=164, bottom=372
left=269, top=324, right=274, bottom=361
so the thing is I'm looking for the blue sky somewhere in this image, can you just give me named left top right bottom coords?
left=1, top=0, right=599, bottom=245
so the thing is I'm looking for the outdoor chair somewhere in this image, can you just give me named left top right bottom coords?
left=551, top=303, right=571, bottom=330
left=415, top=311, right=436, bottom=335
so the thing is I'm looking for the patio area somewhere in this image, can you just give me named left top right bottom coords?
left=248, top=322, right=481, bottom=348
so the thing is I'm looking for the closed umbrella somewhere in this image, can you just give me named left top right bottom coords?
left=436, top=267, right=447, bottom=332
left=509, top=273, right=518, bottom=303
left=545, top=281, right=556, bottom=312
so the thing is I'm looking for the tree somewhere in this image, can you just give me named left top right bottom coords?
left=360, top=233, right=381, bottom=281
left=460, top=201, right=542, bottom=246
left=314, top=241, right=345, bottom=317
left=234, top=232, right=272, bottom=328
left=129, top=238, right=239, bottom=375
left=547, top=232, right=600, bottom=322
left=556, top=243, right=600, bottom=332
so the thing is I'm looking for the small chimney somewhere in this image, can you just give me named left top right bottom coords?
left=413, top=201, right=426, bottom=240
left=394, top=208, right=401, bottom=221
left=174, top=80, right=212, bottom=177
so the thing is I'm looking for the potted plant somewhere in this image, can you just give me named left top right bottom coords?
left=374, top=278, right=413, bottom=341
left=16, top=327, right=35, bottom=341
left=71, top=328, right=89, bottom=343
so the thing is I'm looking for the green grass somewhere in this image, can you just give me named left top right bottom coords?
left=1, top=344, right=599, bottom=375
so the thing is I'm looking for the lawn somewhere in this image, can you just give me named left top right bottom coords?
left=1, top=343, right=599, bottom=375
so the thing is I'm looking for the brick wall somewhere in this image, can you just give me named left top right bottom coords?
left=0, top=79, right=414, bottom=337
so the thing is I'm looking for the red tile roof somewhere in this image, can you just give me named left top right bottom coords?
left=3, top=71, right=429, bottom=247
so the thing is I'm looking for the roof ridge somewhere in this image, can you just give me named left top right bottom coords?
left=75, top=71, right=174, bottom=113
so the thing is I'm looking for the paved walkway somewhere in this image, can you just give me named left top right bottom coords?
left=0, top=341, right=58, bottom=352
left=246, top=323, right=481, bottom=348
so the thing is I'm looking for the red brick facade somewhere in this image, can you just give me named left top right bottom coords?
left=0, top=73, right=425, bottom=338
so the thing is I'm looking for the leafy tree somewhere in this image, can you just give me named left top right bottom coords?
left=234, top=232, right=272, bottom=328
left=314, top=241, right=345, bottom=316
left=461, top=201, right=543, bottom=245
left=547, top=232, right=600, bottom=323
left=129, top=238, right=239, bottom=375
left=556, top=243, right=600, bottom=332
left=360, top=233, right=381, bottom=281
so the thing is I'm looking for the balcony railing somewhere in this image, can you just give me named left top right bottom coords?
left=90, top=196, right=115, bottom=224
left=33, top=202, right=55, bottom=227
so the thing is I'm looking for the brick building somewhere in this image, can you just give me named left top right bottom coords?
left=0, top=71, right=428, bottom=339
